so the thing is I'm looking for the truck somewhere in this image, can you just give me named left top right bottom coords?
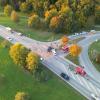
left=75, top=66, right=86, bottom=76
left=62, top=45, right=69, bottom=53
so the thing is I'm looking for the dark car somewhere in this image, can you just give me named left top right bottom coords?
left=60, top=73, right=69, bottom=80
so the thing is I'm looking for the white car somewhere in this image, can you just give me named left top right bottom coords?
left=75, top=33, right=79, bottom=36
left=91, top=93, right=100, bottom=100
left=18, top=33, right=22, bottom=36
left=6, top=27, right=12, bottom=31
left=7, top=37, right=13, bottom=41
left=90, top=30, right=96, bottom=34
left=51, top=49, right=56, bottom=55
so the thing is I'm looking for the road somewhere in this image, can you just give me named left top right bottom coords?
left=78, top=33, right=100, bottom=83
left=0, top=25, right=100, bottom=99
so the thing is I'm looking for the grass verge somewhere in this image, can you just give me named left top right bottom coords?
left=88, top=40, right=100, bottom=71
left=0, top=37, right=85, bottom=100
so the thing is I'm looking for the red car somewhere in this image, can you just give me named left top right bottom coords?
left=75, top=67, right=86, bottom=76
left=62, top=45, right=69, bottom=53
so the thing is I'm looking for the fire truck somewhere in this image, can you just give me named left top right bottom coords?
left=62, top=45, right=69, bottom=53
left=75, top=66, right=86, bottom=76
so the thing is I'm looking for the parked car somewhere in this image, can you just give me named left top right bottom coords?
left=6, top=27, right=12, bottom=33
left=60, top=73, right=69, bottom=80
left=91, top=93, right=100, bottom=100
left=18, top=32, right=22, bottom=36
left=7, top=37, right=13, bottom=41
left=75, top=33, right=79, bottom=36
left=75, top=66, right=86, bottom=76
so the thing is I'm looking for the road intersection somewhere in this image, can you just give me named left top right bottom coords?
left=0, top=25, right=100, bottom=99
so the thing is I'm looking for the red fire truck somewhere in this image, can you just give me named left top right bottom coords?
left=62, top=45, right=69, bottom=53
left=75, top=67, right=86, bottom=76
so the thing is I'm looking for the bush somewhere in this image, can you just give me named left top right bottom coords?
left=15, top=92, right=30, bottom=100
left=20, top=2, right=28, bottom=13
left=96, top=54, right=100, bottom=64
left=44, top=9, right=58, bottom=27
left=0, top=0, right=8, bottom=7
left=28, top=14, right=40, bottom=28
left=49, top=16, right=62, bottom=33
left=11, top=10, right=19, bottom=22
left=95, top=13, right=100, bottom=25
left=4, top=4, right=12, bottom=16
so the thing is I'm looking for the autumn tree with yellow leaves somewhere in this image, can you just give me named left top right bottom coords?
left=69, top=44, right=82, bottom=57
left=61, top=36, right=69, bottom=46
left=11, top=10, right=19, bottom=22
left=26, top=52, right=39, bottom=73
left=15, top=92, right=30, bottom=100
left=9, top=43, right=29, bottom=67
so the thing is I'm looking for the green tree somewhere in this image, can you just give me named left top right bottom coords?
left=9, top=43, right=29, bottom=67
left=4, top=4, right=12, bottom=16
left=20, top=2, right=28, bottom=12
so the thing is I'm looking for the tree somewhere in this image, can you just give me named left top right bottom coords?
left=20, top=2, right=28, bottom=12
left=26, top=52, right=39, bottom=73
left=61, top=36, right=69, bottom=46
left=28, top=14, right=40, bottom=28
left=32, top=1, right=44, bottom=17
left=15, top=92, right=30, bottom=100
left=44, top=9, right=58, bottom=27
left=4, top=4, right=12, bottom=16
left=11, top=10, right=19, bottom=22
left=0, top=0, right=8, bottom=7
left=69, top=44, right=82, bottom=57
left=95, top=13, right=100, bottom=25
left=49, top=16, right=62, bottom=33
left=9, top=43, right=29, bottom=67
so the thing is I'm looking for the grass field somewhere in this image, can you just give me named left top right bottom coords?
left=66, top=54, right=80, bottom=65
left=88, top=40, right=100, bottom=71
left=0, top=37, right=85, bottom=100
left=0, top=14, right=63, bottom=42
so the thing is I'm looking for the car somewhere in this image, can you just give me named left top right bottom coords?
left=75, top=66, right=86, bottom=76
left=6, top=27, right=12, bottom=32
left=18, top=32, right=22, bottom=36
left=51, top=48, right=56, bottom=55
left=91, top=93, right=100, bottom=100
left=60, top=73, right=69, bottom=80
left=75, top=33, right=79, bottom=36
left=7, top=37, right=13, bottom=41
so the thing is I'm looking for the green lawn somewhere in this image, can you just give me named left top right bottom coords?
left=0, top=37, right=86, bottom=100
left=88, top=40, right=100, bottom=71
left=0, top=14, right=63, bottom=41
left=66, top=54, right=80, bottom=65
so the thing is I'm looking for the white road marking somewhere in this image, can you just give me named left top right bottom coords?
left=88, top=82, right=99, bottom=96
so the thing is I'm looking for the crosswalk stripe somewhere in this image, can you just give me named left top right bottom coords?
left=88, top=82, right=98, bottom=96
left=96, top=88, right=100, bottom=96
left=69, top=71, right=76, bottom=80
left=75, top=75, right=84, bottom=86
left=80, top=77, right=92, bottom=91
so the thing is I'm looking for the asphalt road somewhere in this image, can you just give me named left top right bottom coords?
left=78, top=33, right=100, bottom=83
left=0, top=25, right=100, bottom=99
